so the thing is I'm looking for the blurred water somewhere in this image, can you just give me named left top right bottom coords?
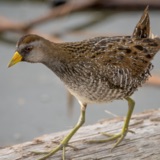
left=0, top=2, right=160, bottom=146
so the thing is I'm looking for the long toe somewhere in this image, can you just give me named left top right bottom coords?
left=86, top=129, right=131, bottom=151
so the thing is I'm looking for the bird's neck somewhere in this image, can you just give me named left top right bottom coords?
left=42, top=41, right=73, bottom=79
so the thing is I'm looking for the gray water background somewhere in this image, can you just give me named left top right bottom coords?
left=0, top=1, right=160, bottom=146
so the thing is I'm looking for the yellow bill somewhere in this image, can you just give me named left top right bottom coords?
left=8, top=51, right=22, bottom=68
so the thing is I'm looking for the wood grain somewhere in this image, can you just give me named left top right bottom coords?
left=0, top=109, right=160, bottom=160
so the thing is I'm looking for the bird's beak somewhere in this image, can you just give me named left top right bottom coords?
left=8, top=51, right=22, bottom=68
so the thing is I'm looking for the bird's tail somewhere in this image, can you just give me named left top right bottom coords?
left=132, top=5, right=150, bottom=39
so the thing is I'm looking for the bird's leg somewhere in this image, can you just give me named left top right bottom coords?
left=35, top=103, right=87, bottom=160
left=87, top=97, right=135, bottom=150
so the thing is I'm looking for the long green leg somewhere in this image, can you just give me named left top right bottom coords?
left=88, top=97, right=135, bottom=149
left=37, top=103, right=87, bottom=160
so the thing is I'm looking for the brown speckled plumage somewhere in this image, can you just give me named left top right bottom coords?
left=44, top=35, right=159, bottom=103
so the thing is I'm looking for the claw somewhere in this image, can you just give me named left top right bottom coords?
left=32, top=151, right=50, bottom=155
left=99, top=132, right=116, bottom=137
left=128, top=129, right=135, bottom=134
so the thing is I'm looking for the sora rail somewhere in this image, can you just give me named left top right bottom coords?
left=8, top=7, right=160, bottom=160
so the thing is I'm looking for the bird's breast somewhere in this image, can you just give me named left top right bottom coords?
left=61, top=65, right=131, bottom=103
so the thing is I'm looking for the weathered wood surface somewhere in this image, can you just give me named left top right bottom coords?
left=0, top=109, right=160, bottom=160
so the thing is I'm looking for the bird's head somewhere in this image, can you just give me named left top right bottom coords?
left=8, top=34, right=47, bottom=67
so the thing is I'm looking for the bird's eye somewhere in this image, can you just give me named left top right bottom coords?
left=23, top=46, right=33, bottom=53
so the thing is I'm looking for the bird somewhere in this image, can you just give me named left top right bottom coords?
left=8, top=6, right=160, bottom=160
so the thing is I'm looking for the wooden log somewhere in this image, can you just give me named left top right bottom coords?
left=0, top=0, right=97, bottom=33
left=1, top=0, right=160, bottom=34
left=97, top=0, right=160, bottom=9
left=147, top=75, right=160, bottom=86
left=0, top=109, right=160, bottom=160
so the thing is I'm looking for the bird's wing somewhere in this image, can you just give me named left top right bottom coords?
left=88, top=36, right=157, bottom=89
left=90, top=36, right=153, bottom=74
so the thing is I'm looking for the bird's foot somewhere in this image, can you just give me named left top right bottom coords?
left=32, top=140, right=78, bottom=160
left=32, top=143, right=65, bottom=160
left=87, top=129, right=134, bottom=151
